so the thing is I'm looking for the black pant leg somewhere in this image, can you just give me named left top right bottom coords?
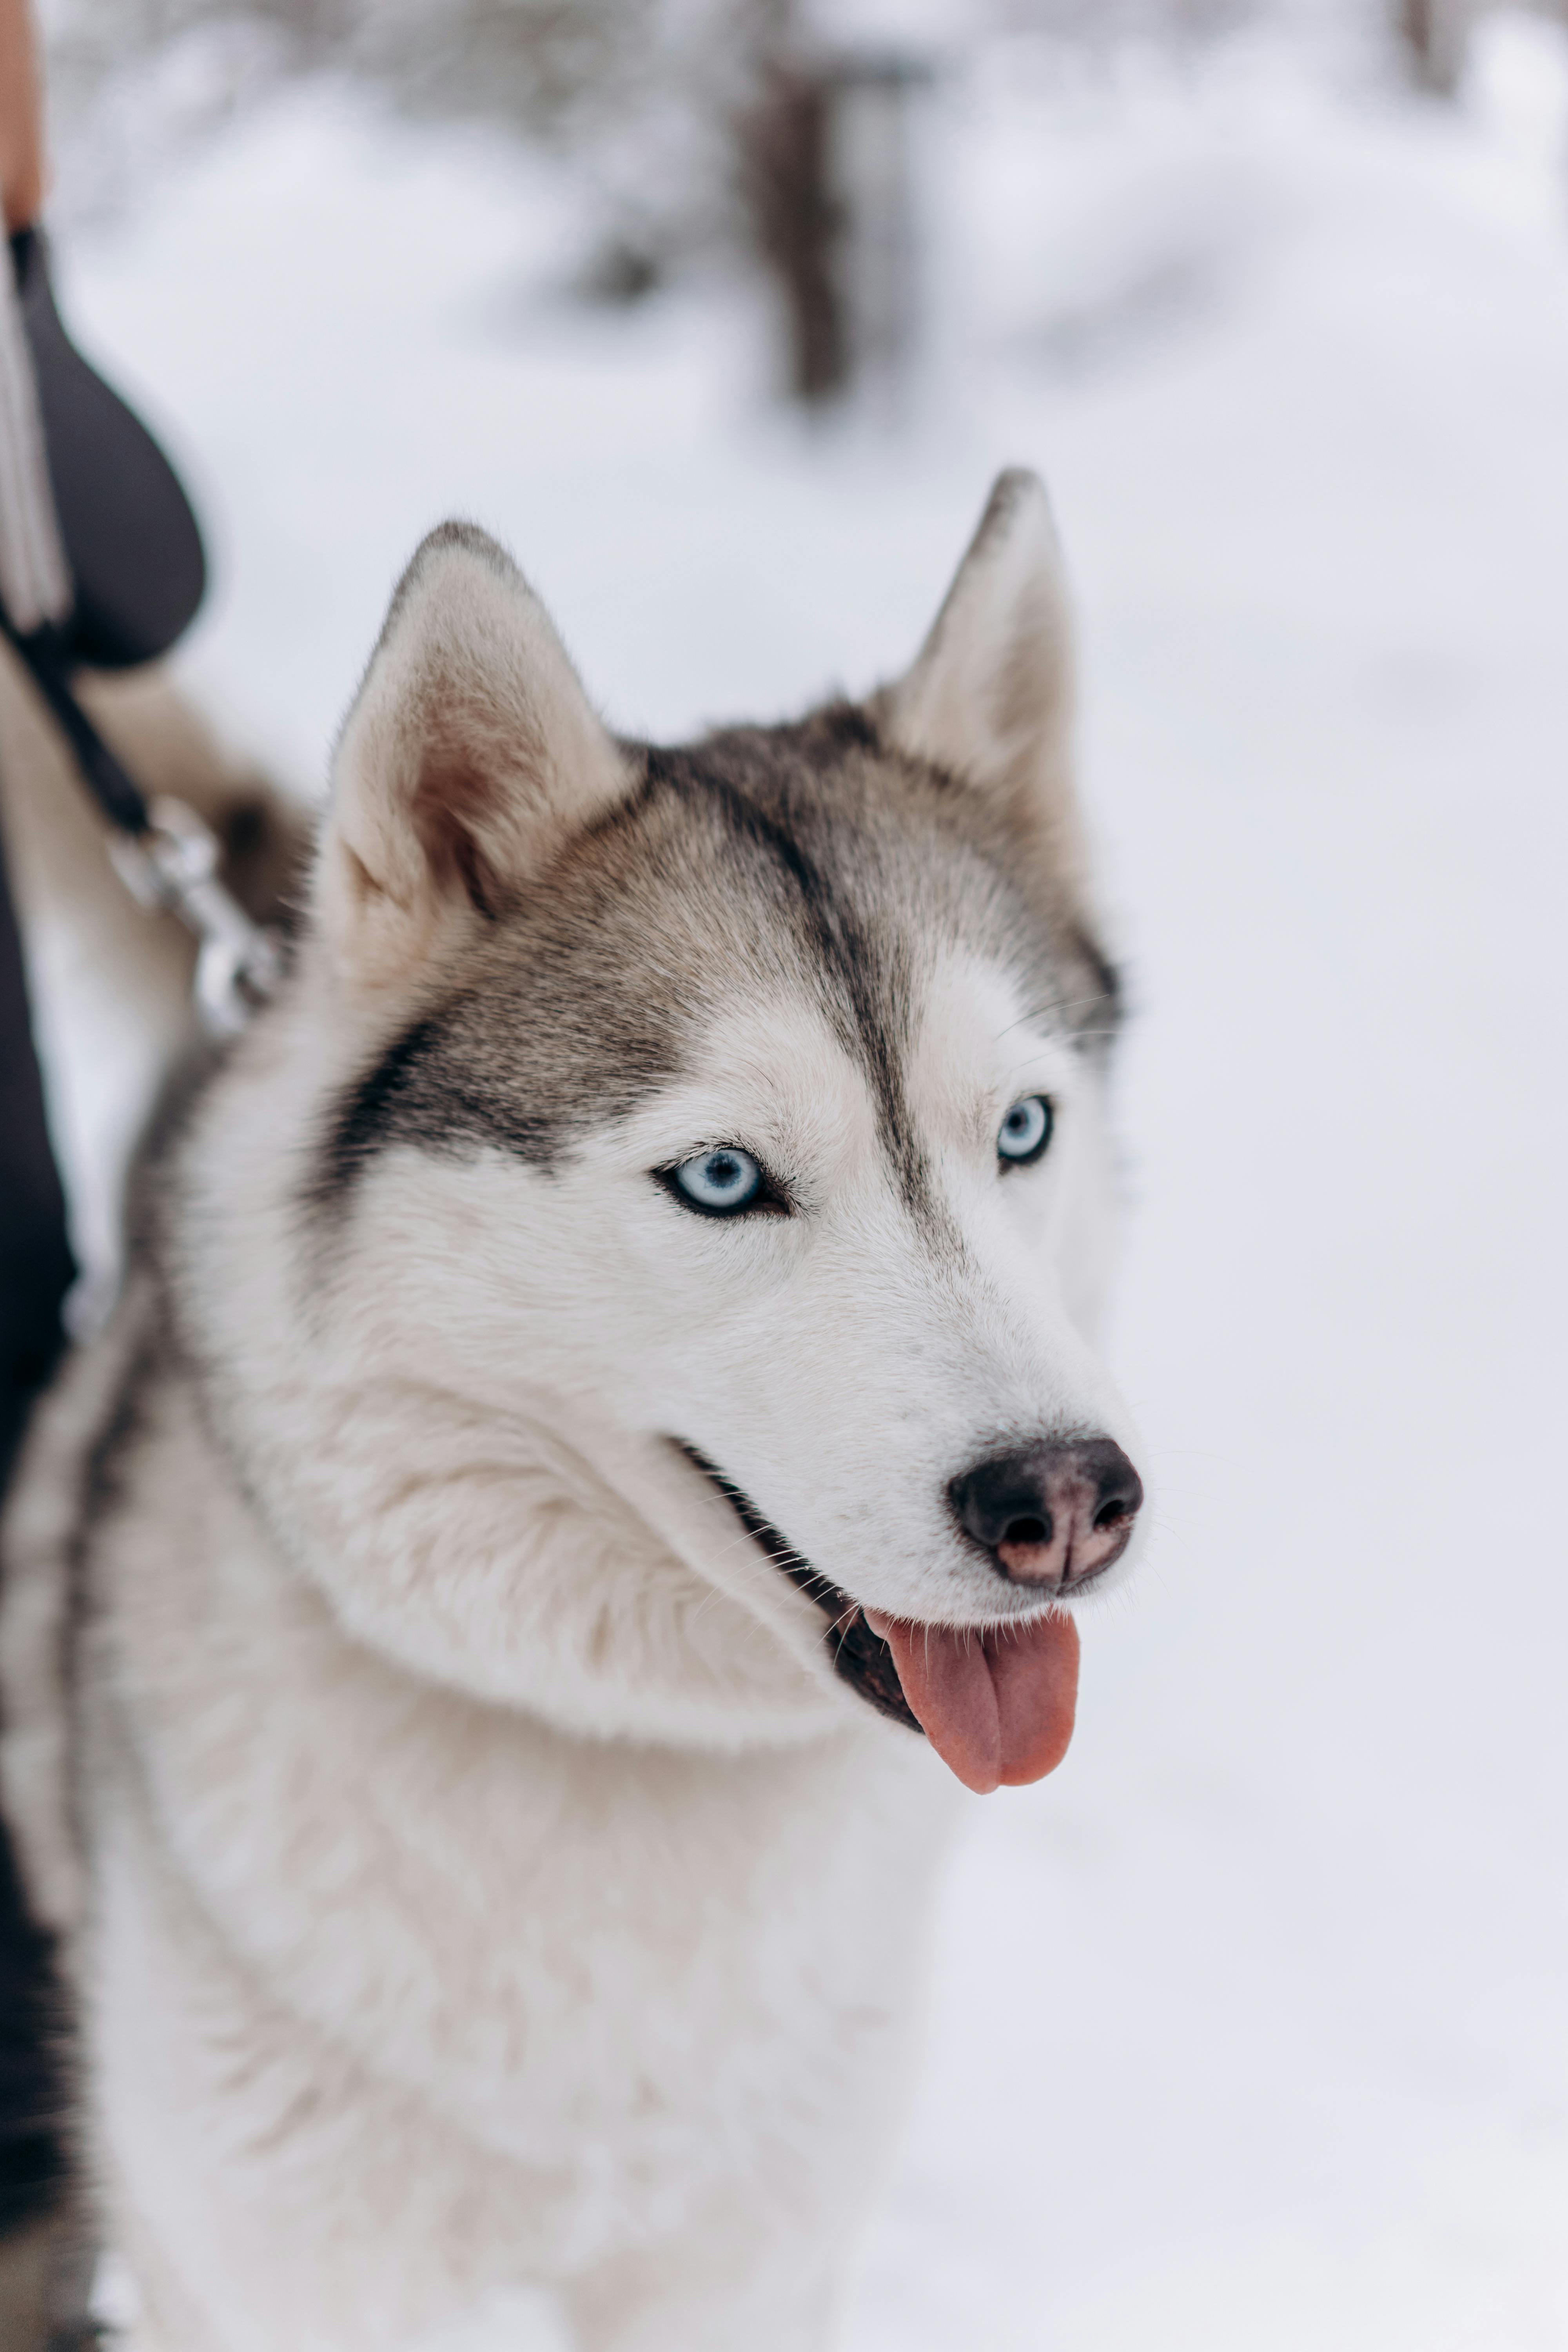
left=0, top=815, right=76, bottom=2240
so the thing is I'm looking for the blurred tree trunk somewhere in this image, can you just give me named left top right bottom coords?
left=741, top=56, right=846, bottom=403
left=739, top=28, right=930, bottom=410
left=1396, top=0, right=1470, bottom=95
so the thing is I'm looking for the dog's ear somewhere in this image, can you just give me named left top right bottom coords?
left=318, top=523, right=630, bottom=989
left=875, top=469, right=1091, bottom=916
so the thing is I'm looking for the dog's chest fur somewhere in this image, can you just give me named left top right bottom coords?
left=78, top=1323, right=950, bottom=2282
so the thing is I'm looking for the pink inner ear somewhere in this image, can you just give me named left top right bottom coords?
left=412, top=745, right=510, bottom=918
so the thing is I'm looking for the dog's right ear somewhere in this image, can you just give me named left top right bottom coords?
left=317, top=523, right=630, bottom=991
left=875, top=469, right=1093, bottom=928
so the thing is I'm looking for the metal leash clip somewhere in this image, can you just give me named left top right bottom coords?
left=108, top=795, right=283, bottom=1037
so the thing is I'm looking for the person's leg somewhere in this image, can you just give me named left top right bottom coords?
left=1, top=6, right=223, bottom=2328
left=0, top=816, right=82, bottom=2343
left=0, top=807, right=73, bottom=1490
left=0, top=1833, right=82, bottom=2348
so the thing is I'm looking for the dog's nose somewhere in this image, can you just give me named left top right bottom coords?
left=948, top=1439, right=1143, bottom=1592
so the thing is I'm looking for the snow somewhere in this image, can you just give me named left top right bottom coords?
left=40, top=9, right=1568, bottom=2345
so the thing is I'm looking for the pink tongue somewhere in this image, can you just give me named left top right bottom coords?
left=863, top=1610, right=1080, bottom=1794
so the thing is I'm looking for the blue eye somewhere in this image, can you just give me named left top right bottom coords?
left=997, top=1095, right=1053, bottom=1167
left=667, top=1146, right=766, bottom=1217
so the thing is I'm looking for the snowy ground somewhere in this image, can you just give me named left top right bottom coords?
left=36, top=11, right=1568, bottom=2347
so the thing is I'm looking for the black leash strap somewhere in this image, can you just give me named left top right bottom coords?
left=1, top=610, right=282, bottom=1035
left=0, top=615, right=150, bottom=833
left=0, top=826, right=74, bottom=2249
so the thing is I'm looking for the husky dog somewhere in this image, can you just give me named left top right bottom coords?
left=0, top=469, right=1145, bottom=2352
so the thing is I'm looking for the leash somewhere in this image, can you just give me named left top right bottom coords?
left=0, top=611, right=283, bottom=1035
left=0, top=229, right=281, bottom=1038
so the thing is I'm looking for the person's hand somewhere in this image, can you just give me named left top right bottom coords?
left=0, top=0, right=44, bottom=233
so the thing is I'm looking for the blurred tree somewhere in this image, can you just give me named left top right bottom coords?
left=41, top=0, right=761, bottom=299
left=1394, top=0, right=1472, bottom=91
left=992, top=0, right=1257, bottom=38
left=741, top=53, right=845, bottom=400
left=44, top=0, right=938, bottom=399
left=36, top=0, right=1400, bottom=397
left=739, top=34, right=930, bottom=408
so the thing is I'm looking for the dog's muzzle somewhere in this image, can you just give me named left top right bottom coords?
left=673, top=1442, right=920, bottom=1735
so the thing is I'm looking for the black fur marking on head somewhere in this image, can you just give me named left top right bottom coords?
left=312, top=1017, right=444, bottom=1209
left=307, top=964, right=681, bottom=1219
left=642, top=740, right=953, bottom=1247
left=308, top=1008, right=647, bottom=1208
left=675, top=1441, right=921, bottom=1736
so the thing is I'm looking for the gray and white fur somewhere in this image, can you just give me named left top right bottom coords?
left=0, top=470, right=1146, bottom=2351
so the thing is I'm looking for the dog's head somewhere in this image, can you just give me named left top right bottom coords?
left=267, top=473, right=1143, bottom=1793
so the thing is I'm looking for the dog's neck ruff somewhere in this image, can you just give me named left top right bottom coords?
left=674, top=1443, right=921, bottom=1737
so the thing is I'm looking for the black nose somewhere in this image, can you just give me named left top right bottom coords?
left=948, top=1438, right=1144, bottom=1592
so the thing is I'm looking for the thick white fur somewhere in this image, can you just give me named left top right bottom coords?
left=0, top=479, right=1142, bottom=2351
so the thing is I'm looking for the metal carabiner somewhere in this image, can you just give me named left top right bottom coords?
left=107, top=795, right=283, bottom=1038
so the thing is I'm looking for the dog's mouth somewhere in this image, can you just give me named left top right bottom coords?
left=675, top=1444, right=1078, bottom=1795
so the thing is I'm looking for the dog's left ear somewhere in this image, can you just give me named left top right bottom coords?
left=318, top=522, right=630, bottom=991
left=876, top=469, right=1092, bottom=919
